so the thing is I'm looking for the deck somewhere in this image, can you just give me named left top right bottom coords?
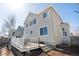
left=11, top=42, right=47, bottom=52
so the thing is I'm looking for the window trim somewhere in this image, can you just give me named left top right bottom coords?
left=30, top=30, right=33, bottom=35
left=40, top=28, right=43, bottom=35
left=43, top=12, right=48, bottom=18
left=26, top=23, right=28, bottom=27
left=34, top=18, right=36, bottom=24
left=62, top=27, right=64, bottom=31
left=63, top=32, right=67, bottom=36
left=30, top=18, right=36, bottom=27
left=40, top=26, right=48, bottom=35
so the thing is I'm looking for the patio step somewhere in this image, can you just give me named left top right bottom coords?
left=41, top=46, right=53, bottom=52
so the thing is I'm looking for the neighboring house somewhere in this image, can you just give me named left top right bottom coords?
left=70, top=31, right=79, bottom=46
left=15, top=26, right=24, bottom=38
left=11, top=26, right=24, bottom=37
left=23, top=6, right=70, bottom=45
left=61, top=23, right=71, bottom=44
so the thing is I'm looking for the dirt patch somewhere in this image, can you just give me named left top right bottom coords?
left=30, top=48, right=47, bottom=56
left=47, top=50, right=68, bottom=56
left=0, top=47, right=14, bottom=56
left=62, top=46, right=79, bottom=56
left=46, top=46, right=79, bottom=56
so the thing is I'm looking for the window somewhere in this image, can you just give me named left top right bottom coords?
left=16, top=36, right=21, bottom=38
left=34, top=19, right=36, bottom=24
left=26, top=23, right=28, bottom=27
left=64, top=32, right=67, bottom=36
left=12, top=32, right=15, bottom=36
left=30, top=31, right=32, bottom=34
left=16, top=36, right=18, bottom=38
left=30, top=21, right=32, bottom=26
left=32, top=18, right=36, bottom=25
left=30, top=18, right=36, bottom=26
left=43, top=12, right=48, bottom=18
left=40, top=27, right=48, bottom=35
left=39, top=41, right=44, bottom=44
left=40, top=28, right=43, bottom=35
left=63, top=32, right=67, bottom=36
left=43, top=27, right=48, bottom=35
left=19, top=36, right=21, bottom=38
left=62, top=27, right=64, bottom=31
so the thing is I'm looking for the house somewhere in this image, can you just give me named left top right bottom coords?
left=70, top=31, right=79, bottom=46
left=23, top=6, right=70, bottom=46
left=11, top=26, right=24, bottom=37
left=15, top=26, right=24, bottom=38
left=11, top=6, right=70, bottom=54
left=61, top=23, right=71, bottom=44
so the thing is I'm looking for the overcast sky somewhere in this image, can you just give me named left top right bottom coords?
left=0, top=3, right=79, bottom=33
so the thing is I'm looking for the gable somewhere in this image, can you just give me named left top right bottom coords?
left=24, top=12, right=37, bottom=25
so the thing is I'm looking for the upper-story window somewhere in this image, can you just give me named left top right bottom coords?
left=34, top=18, right=36, bottom=24
left=43, top=12, right=48, bottom=18
left=26, top=23, right=28, bottom=27
left=62, top=27, right=64, bottom=31
left=63, top=32, right=67, bottom=36
left=40, top=26, right=48, bottom=35
left=30, top=18, right=36, bottom=26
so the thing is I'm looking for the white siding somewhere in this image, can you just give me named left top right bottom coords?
left=12, top=6, right=70, bottom=49
left=23, top=7, right=63, bottom=45
left=61, top=23, right=71, bottom=44
left=51, top=7, right=63, bottom=45
left=38, top=7, right=54, bottom=45
left=11, top=6, right=70, bottom=52
left=24, top=12, right=38, bottom=42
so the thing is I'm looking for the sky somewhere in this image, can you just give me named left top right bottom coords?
left=0, top=3, right=79, bottom=33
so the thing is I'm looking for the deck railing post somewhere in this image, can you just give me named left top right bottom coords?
left=37, top=37, right=40, bottom=48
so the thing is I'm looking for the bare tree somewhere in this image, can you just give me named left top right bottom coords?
left=73, top=4, right=79, bottom=32
left=1, top=15, right=16, bottom=38
left=74, top=4, right=79, bottom=14
left=7, top=15, right=16, bottom=38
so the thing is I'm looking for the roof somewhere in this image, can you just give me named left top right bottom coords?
left=24, top=6, right=63, bottom=24
left=24, top=12, right=37, bottom=25
left=61, top=22, right=70, bottom=28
